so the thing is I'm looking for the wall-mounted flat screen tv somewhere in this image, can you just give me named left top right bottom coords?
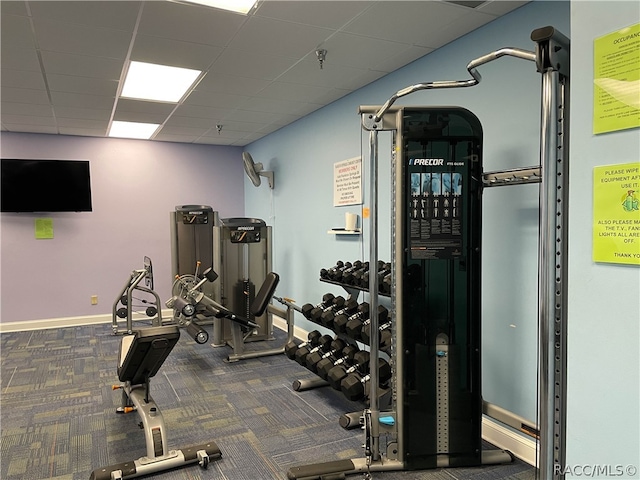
left=1, top=159, right=93, bottom=212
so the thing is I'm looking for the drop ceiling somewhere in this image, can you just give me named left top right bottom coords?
left=1, top=1, right=528, bottom=146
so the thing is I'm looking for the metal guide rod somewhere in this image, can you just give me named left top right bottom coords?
left=367, top=128, right=381, bottom=462
left=537, top=70, right=557, bottom=480
left=532, top=26, right=569, bottom=480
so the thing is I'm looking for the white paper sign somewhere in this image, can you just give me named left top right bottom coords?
left=333, top=156, right=362, bottom=206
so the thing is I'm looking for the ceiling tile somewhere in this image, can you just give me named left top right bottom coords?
left=56, top=117, right=109, bottom=130
left=1, top=1, right=28, bottom=16
left=112, top=111, right=169, bottom=124
left=276, top=58, right=372, bottom=90
left=172, top=104, right=234, bottom=120
left=28, top=1, right=142, bottom=31
left=254, top=1, right=375, bottom=29
left=210, top=48, right=299, bottom=80
left=370, top=45, right=433, bottom=73
left=256, top=81, right=334, bottom=103
left=154, top=133, right=201, bottom=143
left=421, top=10, right=496, bottom=50
left=40, top=50, right=123, bottom=79
left=54, top=106, right=111, bottom=121
left=157, top=125, right=210, bottom=137
left=33, top=18, right=132, bottom=59
left=1, top=14, right=35, bottom=48
left=184, top=90, right=251, bottom=110
left=138, top=1, right=247, bottom=47
left=477, top=1, right=529, bottom=16
left=1, top=70, right=47, bottom=90
left=318, top=32, right=414, bottom=70
left=1, top=114, right=56, bottom=126
left=0, top=0, right=528, bottom=146
left=46, top=74, right=119, bottom=97
left=130, top=35, right=224, bottom=71
left=228, top=16, right=333, bottom=58
left=161, top=115, right=208, bottom=128
left=224, top=108, right=301, bottom=126
left=1, top=47, right=41, bottom=72
left=115, top=98, right=176, bottom=116
left=1, top=102, right=53, bottom=116
left=195, top=73, right=271, bottom=96
left=344, top=1, right=470, bottom=47
left=50, top=91, right=114, bottom=110
left=1, top=87, right=50, bottom=105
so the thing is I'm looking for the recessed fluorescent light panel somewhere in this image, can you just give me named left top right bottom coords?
left=109, top=121, right=160, bottom=140
left=121, top=61, right=202, bottom=102
left=175, top=0, right=258, bottom=14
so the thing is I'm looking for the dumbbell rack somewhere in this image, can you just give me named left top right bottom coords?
left=287, top=270, right=393, bottom=428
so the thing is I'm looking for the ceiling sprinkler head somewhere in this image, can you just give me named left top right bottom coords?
left=216, top=124, right=223, bottom=134
left=316, top=49, right=327, bottom=69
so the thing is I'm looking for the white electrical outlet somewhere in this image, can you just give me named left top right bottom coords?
left=91, top=295, right=98, bottom=305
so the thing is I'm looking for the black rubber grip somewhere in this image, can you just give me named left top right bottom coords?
left=287, top=459, right=355, bottom=479
left=181, top=441, right=222, bottom=461
left=90, top=461, right=136, bottom=480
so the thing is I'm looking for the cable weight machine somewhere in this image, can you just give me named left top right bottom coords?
left=287, top=26, right=569, bottom=480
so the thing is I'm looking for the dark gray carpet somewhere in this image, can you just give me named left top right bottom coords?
left=1, top=323, right=535, bottom=480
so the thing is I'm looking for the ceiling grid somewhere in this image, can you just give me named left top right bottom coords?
left=1, top=0, right=528, bottom=146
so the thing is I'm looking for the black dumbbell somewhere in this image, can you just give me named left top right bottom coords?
left=320, top=261, right=350, bottom=281
left=338, top=261, right=363, bottom=284
left=350, top=262, right=369, bottom=286
left=361, top=319, right=392, bottom=349
left=305, top=338, right=347, bottom=373
left=316, top=344, right=360, bottom=380
left=334, top=302, right=369, bottom=334
left=321, top=298, right=358, bottom=330
left=360, top=261, right=390, bottom=288
left=327, top=351, right=370, bottom=390
left=285, top=330, right=321, bottom=359
left=381, top=272, right=392, bottom=294
left=346, top=305, right=388, bottom=340
left=309, top=296, right=345, bottom=324
left=320, top=261, right=343, bottom=279
left=294, top=334, right=333, bottom=365
left=341, top=357, right=392, bottom=401
left=301, top=293, right=335, bottom=320
left=330, top=261, right=353, bottom=281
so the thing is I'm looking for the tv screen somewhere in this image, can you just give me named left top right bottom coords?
left=1, top=159, right=93, bottom=212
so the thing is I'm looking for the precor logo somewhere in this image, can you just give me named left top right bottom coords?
left=410, top=158, right=444, bottom=166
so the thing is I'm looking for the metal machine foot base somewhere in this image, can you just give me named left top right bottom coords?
left=89, top=441, right=221, bottom=480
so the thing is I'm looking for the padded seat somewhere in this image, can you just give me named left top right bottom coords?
left=118, top=325, right=180, bottom=385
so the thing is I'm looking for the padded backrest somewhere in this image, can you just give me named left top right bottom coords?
left=250, top=272, right=279, bottom=317
left=118, top=325, right=180, bottom=384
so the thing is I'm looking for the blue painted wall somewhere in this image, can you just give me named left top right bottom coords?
left=245, top=1, right=571, bottom=424
left=567, top=1, right=639, bottom=473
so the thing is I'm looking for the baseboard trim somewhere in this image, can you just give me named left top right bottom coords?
left=482, top=415, right=538, bottom=466
left=0, top=310, right=174, bottom=333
